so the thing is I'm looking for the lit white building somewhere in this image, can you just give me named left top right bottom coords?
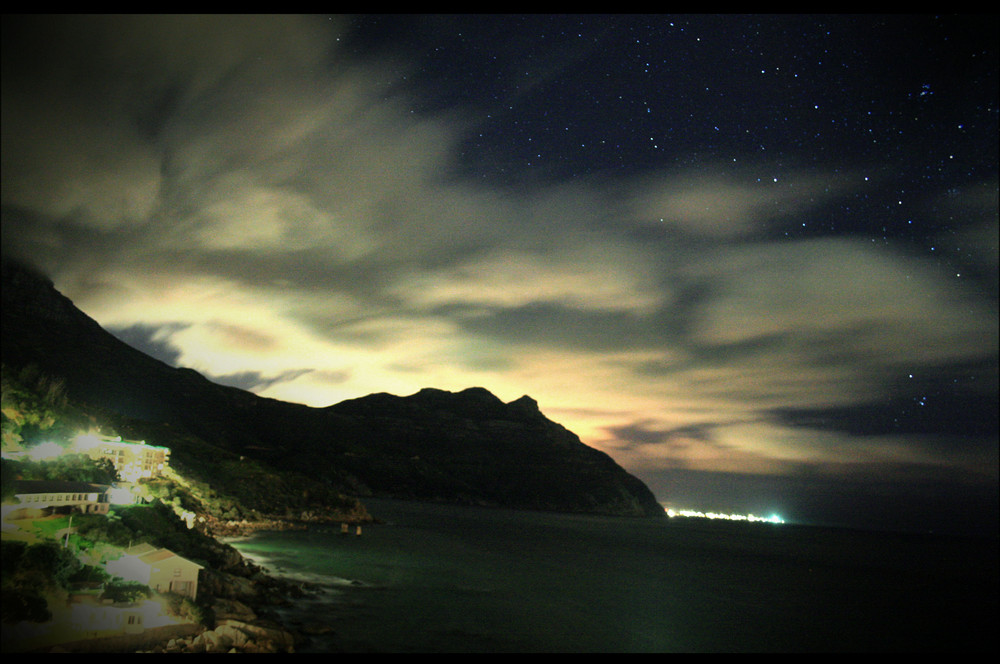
left=73, top=434, right=171, bottom=482
left=105, top=543, right=204, bottom=600
left=3, top=480, right=111, bottom=521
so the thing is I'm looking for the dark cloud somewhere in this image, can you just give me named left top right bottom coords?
left=107, top=323, right=189, bottom=367
left=208, top=368, right=315, bottom=393
left=446, top=302, right=656, bottom=352
left=605, top=421, right=717, bottom=449
left=772, top=390, right=999, bottom=442
left=764, top=361, right=1000, bottom=489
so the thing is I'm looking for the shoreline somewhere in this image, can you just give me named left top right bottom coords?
left=202, top=511, right=375, bottom=540
left=1, top=517, right=347, bottom=654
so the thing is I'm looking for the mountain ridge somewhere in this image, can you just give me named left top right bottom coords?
left=1, top=257, right=665, bottom=518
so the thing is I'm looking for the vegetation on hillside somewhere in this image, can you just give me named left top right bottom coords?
left=2, top=539, right=83, bottom=623
left=9, top=455, right=119, bottom=484
left=1, top=500, right=222, bottom=627
left=1, top=363, right=90, bottom=452
left=2, top=363, right=371, bottom=526
left=1, top=362, right=370, bottom=632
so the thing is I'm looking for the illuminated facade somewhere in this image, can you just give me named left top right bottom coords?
left=5, top=480, right=111, bottom=520
left=105, top=543, right=204, bottom=600
left=75, top=434, right=171, bottom=482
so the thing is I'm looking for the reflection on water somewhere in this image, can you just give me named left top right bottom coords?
left=229, top=498, right=998, bottom=653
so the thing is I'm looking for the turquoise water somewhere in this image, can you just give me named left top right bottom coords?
left=229, top=498, right=997, bottom=652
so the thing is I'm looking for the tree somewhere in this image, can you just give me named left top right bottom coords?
left=1, top=540, right=81, bottom=624
left=15, top=540, right=81, bottom=590
left=1, top=459, right=17, bottom=502
left=102, top=580, right=152, bottom=603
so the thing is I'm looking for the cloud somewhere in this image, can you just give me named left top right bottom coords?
left=686, top=237, right=997, bottom=373
left=625, top=168, right=848, bottom=238
left=2, top=15, right=996, bottom=512
left=209, top=368, right=315, bottom=393
left=393, top=239, right=666, bottom=315
left=1, top=15, right=336, bottom=231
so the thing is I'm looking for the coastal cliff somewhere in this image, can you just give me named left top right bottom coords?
left=312, top=386, right=665, bottom=516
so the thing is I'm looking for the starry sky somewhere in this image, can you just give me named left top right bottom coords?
left=2, top=15, right=997, bottom=536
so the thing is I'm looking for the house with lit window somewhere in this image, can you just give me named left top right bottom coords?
left=105, top=543, right=204, bottom=600
left=72, top=433, right=171, bottom=482
left=2, top=480, right=111, bottom=521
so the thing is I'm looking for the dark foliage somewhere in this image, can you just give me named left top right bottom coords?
left=1, top=540, right=81, bottom=623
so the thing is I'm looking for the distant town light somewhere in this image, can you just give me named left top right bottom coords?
left=665, top=507, right=785, bottom=525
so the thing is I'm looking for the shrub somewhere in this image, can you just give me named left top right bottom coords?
left=164, top=593, right=212, bottom=626
left=103, top=580, right=152, bottom=603
left=74, top=512, right=136, bottom=547
left=67, top=564, right=110, bottom=586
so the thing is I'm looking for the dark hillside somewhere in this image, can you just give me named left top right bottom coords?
left=2, top=258, right=664, bottom=517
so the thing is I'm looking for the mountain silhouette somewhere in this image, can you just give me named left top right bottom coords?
left=1, top=258, right=664, bottom=517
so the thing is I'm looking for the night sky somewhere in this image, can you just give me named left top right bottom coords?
left=2, top=15, right=997, bottom=536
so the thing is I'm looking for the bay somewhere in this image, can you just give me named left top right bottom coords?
left=228, top=498, right=997, bottom=652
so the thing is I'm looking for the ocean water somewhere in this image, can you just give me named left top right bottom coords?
left=228, top=498, right=997, bottom=653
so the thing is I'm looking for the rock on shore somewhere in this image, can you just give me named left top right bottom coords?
left=138, top=592, right=300, bottom=653
left=145, top=618, right=296, bottom=654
